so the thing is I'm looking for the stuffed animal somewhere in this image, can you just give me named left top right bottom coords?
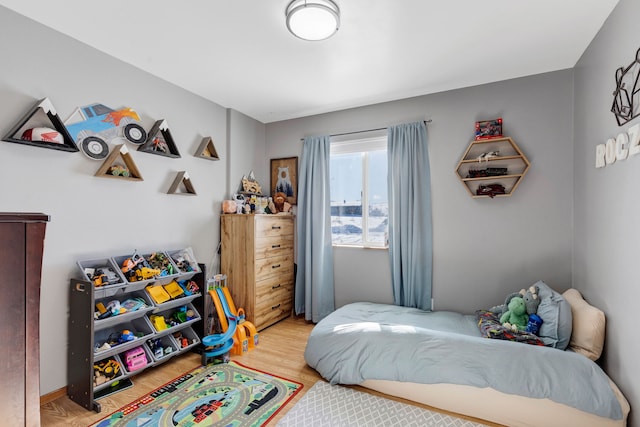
left=522, top=285, right=540, bottom=315
left=499, top=296, right=528, bottom=331
left=273, top=192, right=287, bottom=212
left=488, top=291, right=520, bottom=316
left=495, top=285, right=541, bottom=317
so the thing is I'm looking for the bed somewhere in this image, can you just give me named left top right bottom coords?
left=304, top=281, right=630, bottom=427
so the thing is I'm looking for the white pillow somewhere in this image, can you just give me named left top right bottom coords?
left=562, top=288, right=606, bottom=361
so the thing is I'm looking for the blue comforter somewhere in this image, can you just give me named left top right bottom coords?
left=304, top=302, right=623, bottom=420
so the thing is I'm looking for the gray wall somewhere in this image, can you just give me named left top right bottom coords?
left=266, top=70, right=575, bottom=313
left=227, top=109, right=266, bottom=198
left=4, top=4, right=636, bottom=420
left=0, top=7, right=264, bottom=395
left=574, top=0, right=639, bottom=422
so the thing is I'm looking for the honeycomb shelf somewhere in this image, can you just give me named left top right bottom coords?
left=455, top=136, right=530, bottom=198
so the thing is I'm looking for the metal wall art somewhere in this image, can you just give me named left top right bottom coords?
left=612, top=48, right=640, bottom=126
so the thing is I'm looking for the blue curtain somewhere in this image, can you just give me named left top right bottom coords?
left=295, top=135, right=335, bottom=322
left=387, top=121, right=433, bottom=310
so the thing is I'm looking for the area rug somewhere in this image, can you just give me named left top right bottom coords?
left=89, top=361, right=302, bottom=427
left=276, top=381, right=486, bottom=427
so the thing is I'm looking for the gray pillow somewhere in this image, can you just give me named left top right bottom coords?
left=533, top=280, right=573, bottom=350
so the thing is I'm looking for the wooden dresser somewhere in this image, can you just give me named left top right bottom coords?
left=221, top=214, right=294, bottom=331
left=0, top=213, right=49, bottom=427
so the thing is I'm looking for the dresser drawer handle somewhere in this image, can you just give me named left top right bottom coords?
left=272, top=284, right=281, bottom=289
left=272, top=264, right=281, bottom=269
left=272, top=303, right=281, bottom=310
left=272, top=226, right=281, bottom=230
left=271, top=244, right=281, bottom=249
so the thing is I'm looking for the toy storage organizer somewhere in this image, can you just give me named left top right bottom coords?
left=67, top=249, right=204, bottom=413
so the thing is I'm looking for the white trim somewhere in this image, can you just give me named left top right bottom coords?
left=330, top=135, right=387, bottom=154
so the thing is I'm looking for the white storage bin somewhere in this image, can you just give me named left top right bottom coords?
left=168, top=247, right=201, bottom=280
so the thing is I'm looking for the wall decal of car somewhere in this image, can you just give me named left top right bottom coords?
left=65, top=103, right=147, bottom=160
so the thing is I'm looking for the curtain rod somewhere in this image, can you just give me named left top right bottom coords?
left=300, top=119, right=432, bottom=141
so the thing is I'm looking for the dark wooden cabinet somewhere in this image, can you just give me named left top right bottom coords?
left=0, top=213, right=49, bottom=427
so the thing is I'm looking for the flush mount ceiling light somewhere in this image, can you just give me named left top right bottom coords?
left=286, top=0, right=340, bottom=41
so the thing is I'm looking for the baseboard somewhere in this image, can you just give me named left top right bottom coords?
left=40, top=387, right=67, bottom=406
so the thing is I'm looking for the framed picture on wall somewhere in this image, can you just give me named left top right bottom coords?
left=270, top=157, right=298, bottom=205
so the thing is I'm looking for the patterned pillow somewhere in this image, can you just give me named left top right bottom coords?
left=476, top=310, right=545, bottom=346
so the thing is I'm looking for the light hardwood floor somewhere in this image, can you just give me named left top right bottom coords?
left=41, top=316, right=496, bottom=426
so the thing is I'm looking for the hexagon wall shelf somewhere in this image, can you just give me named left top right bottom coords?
left=455, top=136, right=530, bottom=198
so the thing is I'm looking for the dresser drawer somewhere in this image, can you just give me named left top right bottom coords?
left=256, top=275, right=294, bottom=298
left=255, top=253, right=294, bottom=281
left=255, top=236, right=293, bottom=260
left=255, top=216, right=294, bottom=237
left=255, top=295, right=292, bottom=330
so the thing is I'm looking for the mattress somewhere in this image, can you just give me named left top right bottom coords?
left=361, top=379, right=629, bottom=427
left=305, top=302, right=630, bottom=427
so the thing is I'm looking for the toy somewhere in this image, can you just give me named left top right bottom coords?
left=178, top=279, right=199, bottom=296
left=106, top=300, right=125, bottom=317
left=241, top=170, right=262, bottom=194
left=499, top=285, right=541, bottom=314
left=95, top=302, right=108, bottom=319
left=476, top=183, right=506, bottom=198
left=150, top=136, right=168, bottom=153
left=267, top=197, right=276, bottom=214
left=147, top=338, right=164, bottom=359
left=118, top=329, right=136, bottom=344
left=172, top=256, right=192, bottom=272
left=121, top=252, right=145, bottom=275
left=273, top=192, right=287, bottom=212
left=499, top=296, right=528, bottom=331
left=108, top=164, right=130, bottom=177
left=164, top=280, right=185, bottom=299
left=123, top=346, right=147, bottom=372
left=477, top=150, right=500, bottom=162
left=21, top=127, right=64, bottom=144
left=93, top=358, right=120, bottom=386
left=522, top=284, right=541, bottom=315
left=147, top=252, right=175, bottom=276
left=150, top=314, right=168, bottom=331
left=171, top=248, right=197, bottom=274
left=146, top=284, right=171, bottom=304
left=526, top=313, right=543, bottom=335
left=84, top=266, right=122, bottom=287
left=233, top=193, right=245, bottom=213
left=136, top=266, right=161, bottom=281
left=121, top=252, right=161, bottom=282
left=475, top=118, right=503, bottom=140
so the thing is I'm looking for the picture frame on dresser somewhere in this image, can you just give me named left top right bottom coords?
left=270, top=156, right=298, bottom=205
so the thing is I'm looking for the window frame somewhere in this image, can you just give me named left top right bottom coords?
left=330, top=134, right=388, bottom=249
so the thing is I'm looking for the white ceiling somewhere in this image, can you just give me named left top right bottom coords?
left=0, top=1, right=619, bottom=123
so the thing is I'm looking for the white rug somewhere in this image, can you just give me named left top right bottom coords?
left=277, top=381, right=487, bottom=427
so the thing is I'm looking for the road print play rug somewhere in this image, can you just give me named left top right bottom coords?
left=89, top=361, right=302, bottom=427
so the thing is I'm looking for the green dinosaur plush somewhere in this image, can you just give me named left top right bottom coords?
left=499, top=296, right=528, bottom=331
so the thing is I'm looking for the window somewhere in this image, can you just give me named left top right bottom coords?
left=330, top=135, right=388, bottom=247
